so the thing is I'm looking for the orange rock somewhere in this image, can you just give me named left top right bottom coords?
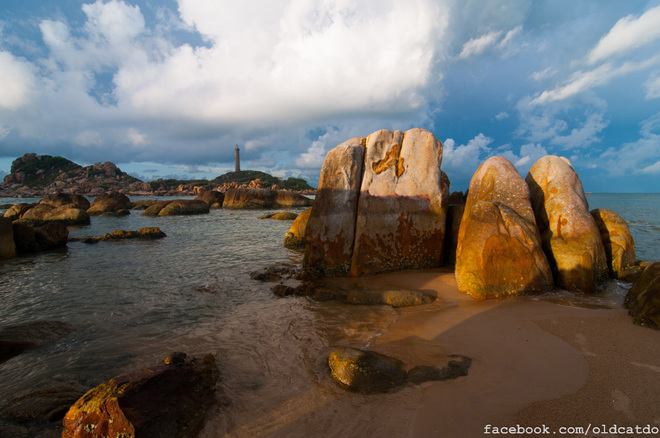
left=526, top=156, right=607, bottom=293
left=284, top=208, right=312, bottom=249
left=351, top=129, right=448, bottom=276
left=456, top=157, right=552, bottom=299
left=591, top=208, right=636, bottom=279
left=304, top=137, right=366, bottom=276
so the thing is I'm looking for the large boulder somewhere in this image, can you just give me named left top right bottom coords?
left=444, top=192, right=465, bottom=266
left=12, top=222, right=68, bottom=254
left=39, top=193, right=90, bottom=210
left=351, top=129, right=449, bottom=276
left=157, top=199, right=209, bottom=216
left=3, top=203, right=37, bottom=221
left=222, top=188, right=274, bottom=209
left=284, top=208, right=313, bottom=249
left=328, top=347, right=406, bottom=393
left=304, top=137, right=366, bottom=276
left=140, top=201, right=171, bottom=216
left=0, top=217, right=16, bottom=259
left=591, top=208, right=636, bottom=279
left=456, top=156, right=553, bottom=299
left=15, top=204, right=90, bottom=226
left=624, top=262, right=660, bottom=329
left=87, top=192, right=131, bottom=216
left=526, top=156, right=607, bottom=293
left=194, top=190, right=225, bottom=208
left=62, top=353, right=220, bottom=438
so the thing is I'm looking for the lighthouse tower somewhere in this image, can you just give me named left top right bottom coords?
left=234, top=145, right=240, bottom=172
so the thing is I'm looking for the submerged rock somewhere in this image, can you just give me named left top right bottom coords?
left=345, top=289, right=436, bottom=307
left=456, top=156, right=552, bottom=299
left=259, top=212, right=298, bottom=220
left=624, top=262, right=660, bottom=330
left=526, top=156, right=607, bottom=293
left=328, top=347, right=406, bottom=393
left=407, top=355, right=472, bottom=385
left=62, top=353, right=220, bottom=438
left=72, top=227, right=166, bottom=243
left=0, top=321, right=74, bottom=365
left=591, top=208, right=636, bottom=279
left=0, top=217, right=16, bottom=259
left=283, top=208, right=312, bottom=249
left=1, top=385, right=86, bottom=424
left=12, top=222, right=68, bottom=254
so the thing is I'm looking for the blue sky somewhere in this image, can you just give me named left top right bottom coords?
left=1, top=0, right=659, bottom=192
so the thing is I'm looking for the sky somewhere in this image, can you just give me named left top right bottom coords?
left=1, top=0, right=659, bottom=192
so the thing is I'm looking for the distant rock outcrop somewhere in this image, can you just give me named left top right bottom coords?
left=140, top=199, right=209, bottom=216
left=222, top=188, right=312, bottom=209
left=194, top=189, right=225, bottom=208
left=526, top=156, right=608, bottom=293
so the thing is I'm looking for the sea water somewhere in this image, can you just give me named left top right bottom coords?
left=0, top=194, right=658, bottom=435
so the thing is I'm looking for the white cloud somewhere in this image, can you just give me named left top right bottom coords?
left=459, top=31, right=502, bottom=58
left=552, top=112, right=609, bottom=149
left=495, top=111, right=509, bottom=121
left=294, top=141, right=326, bottom=169
left=531, top=55, right=660, bottom=105
left=127, top=128, right=148, bottom=146
left=639, top=160, right=660, bottom=174
left=75, top=130, right=103, bottom=147
left=646, top=72, right=660, bottom=99
left=530, top=67, right=556, bottom=82
left=500, top=143, right=548, bottom=174
left=0, top=51, right=35, bottom=110
left=443, top=133, right=493, bottom=173
left=587, top=5, right=660, bottom=64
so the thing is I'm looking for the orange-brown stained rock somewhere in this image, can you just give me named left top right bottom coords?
left=526, top=156, right=607, bottom=293
left=351, top=129, right=448, bottom=276
left=284, top=207, right=312, bottom=249
left=591, top=208, right=636, bottom=278
left=304, top=137, right=366, bottom=276
left=456, top=156, right=552, bottom=299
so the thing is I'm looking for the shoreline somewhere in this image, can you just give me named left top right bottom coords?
left=292, top=268, right=659, bottom=438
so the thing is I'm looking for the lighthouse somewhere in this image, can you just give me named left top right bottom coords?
left=235, top=145, right=240, bottom=172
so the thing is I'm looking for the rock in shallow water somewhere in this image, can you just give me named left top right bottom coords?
left=62, top=353, right=220, bottom=438
left=0, top=320, right=74, bottom=364
left=345, top=289, right=436, bottom=307
left=625, top=262, right=660, bottom=330
left=328, top=347, right=406, bottom=394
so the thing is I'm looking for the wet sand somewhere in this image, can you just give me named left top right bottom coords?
left=207, top=268, right=660, bottom=438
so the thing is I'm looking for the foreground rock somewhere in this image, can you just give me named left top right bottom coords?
left=443, top=192, right=465, bottom=266
left=0, top=217, right=16, bottom=259
left=624, top=262, right=660, bottom=330
left=3, top=203, right=36, bottom=221
left=591, top=208, right=636, bottom=279
left=304, top=137, right=366, bottom=276
left=351, top=129, right=449, bottom=276
left=87, top=192, right=131, bottom=216
left=328, top=348, right=472, bottom=393
left=62, top=353, right=220, bottom=438
left=12, top=222, right=68, bottom=254
left=1, top=384, right=85, bottom=424
left=0, top=321, right=74, bottom=365
left=526, top=156, right=607, bottom=293
left=140, top=199, right=209, bottom=216
left=345, top=289, right=436, bottom=307
left=71, top=227, right=166, bottom=243
left=284, top=208, right=312, bottom=249
left=328, top=348, right=407, bottom=393
left=456, top=156, right=553, bottom=299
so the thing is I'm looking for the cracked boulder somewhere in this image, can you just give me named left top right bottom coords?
left=456, top=156, right=553, bottom=299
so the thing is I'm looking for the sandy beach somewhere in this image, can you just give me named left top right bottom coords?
left=207, top=268, right=660, bottom=438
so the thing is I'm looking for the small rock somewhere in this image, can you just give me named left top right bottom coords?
left=624, top=262, right=660, bottom=329
left=407, top=355, right=472, bottom=385
left=328, top=347, right=406, bottom=393
left=345, top=289, right=436, bottom=307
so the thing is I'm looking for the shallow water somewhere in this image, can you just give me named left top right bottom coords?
left=0, top=193, right=658, bottom=435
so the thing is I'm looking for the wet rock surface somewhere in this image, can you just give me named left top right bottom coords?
left=62, top=353, right=221, bottom=438
left=0, top=321, right=75, bottom=365
left=70, top=227, right=166, bottom=243
left=625, top=262, right=660, bottom=329
left=345, top=289, right=436, bottom=307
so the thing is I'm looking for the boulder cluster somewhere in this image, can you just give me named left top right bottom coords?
left=301, top=129, right=640, bottom=300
